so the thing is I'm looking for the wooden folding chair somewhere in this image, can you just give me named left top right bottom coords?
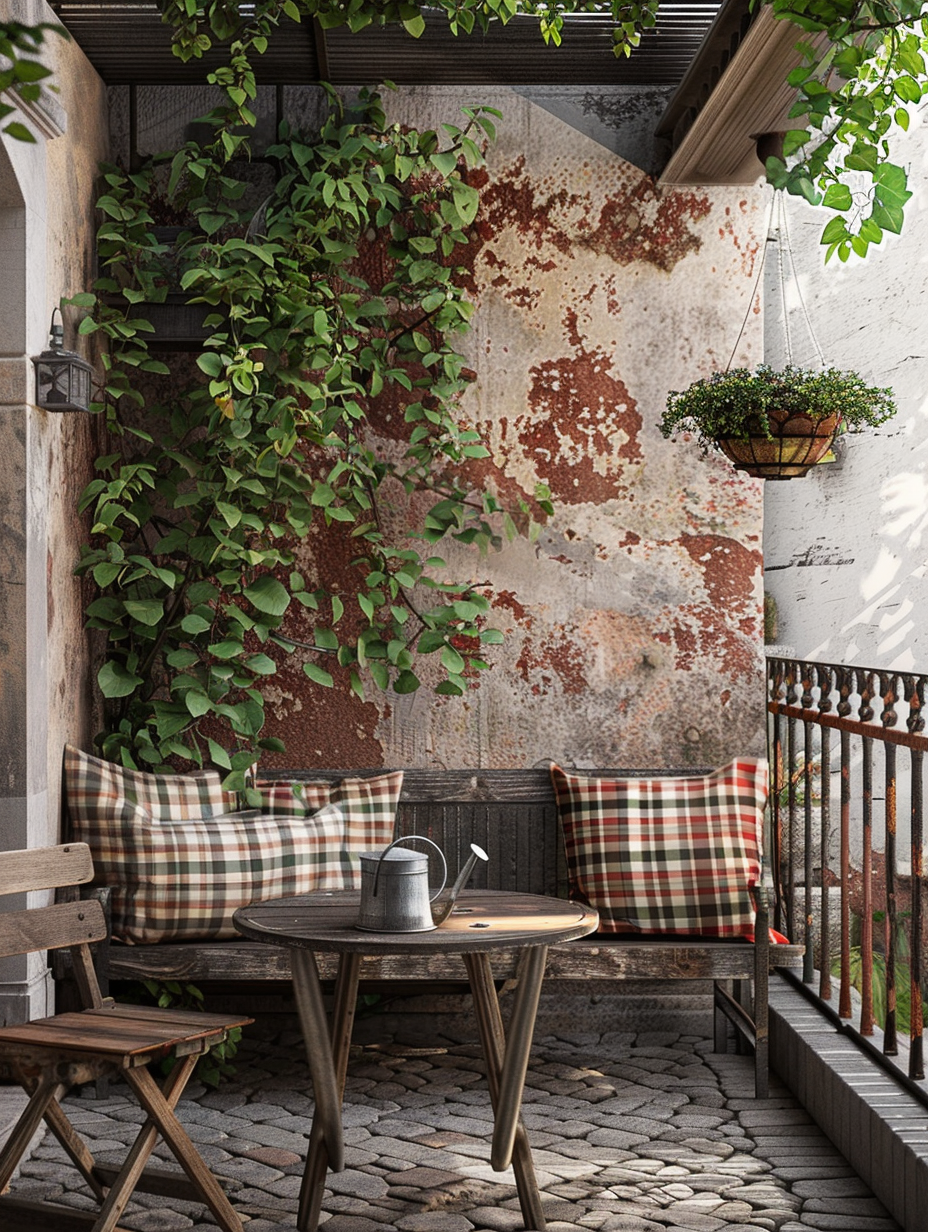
left=0, top=842, right=252, bottom=1232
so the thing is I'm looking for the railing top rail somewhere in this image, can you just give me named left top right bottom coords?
left=766, top=655, right=927, bottom=743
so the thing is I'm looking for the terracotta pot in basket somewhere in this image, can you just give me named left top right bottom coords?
left=716, top=407, right=842, bottom=479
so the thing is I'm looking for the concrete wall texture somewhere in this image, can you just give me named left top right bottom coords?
left=263, top=86, right=770, bottom=771
left=763, top=109, right=928, bottom=672
left=109, top=83, right=770, bottom=772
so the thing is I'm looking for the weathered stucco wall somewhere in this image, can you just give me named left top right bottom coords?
left=763, top=113, right=928, bottom=671
left=110, top=82, right=767, bottom=772
left=0, top=0, right=107, bottom=1020
left=270, top=87, right=769, bottom=770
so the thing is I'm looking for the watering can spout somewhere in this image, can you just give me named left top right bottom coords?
left=430, top=843, right=489, bottom=926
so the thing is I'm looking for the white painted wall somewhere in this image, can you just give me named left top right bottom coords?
left=763, top=113, right=928, bottom=874
left=763, top=112, right=928, bottom=672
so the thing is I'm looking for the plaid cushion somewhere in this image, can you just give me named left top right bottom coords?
left=64, top=744, right=237, bottom=822
left=250, top=779, right=332, bottom=817
left=550, top=759, right=767, bottom=938
left=66, top=753, right=403, bottom=943
left=252, top=774, right=403, bottom=833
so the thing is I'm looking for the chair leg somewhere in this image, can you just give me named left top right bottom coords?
left=87, top=1055, right=199, bottom=1232
left=0, top=1073, right=67, bottom=1193
left=124, top=1061, right=244, bottom=1232
left=43, top=1099, right=109, bottom=1202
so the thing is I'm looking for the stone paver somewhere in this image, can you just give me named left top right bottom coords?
left=5, top=1022, right=903, bottom=1231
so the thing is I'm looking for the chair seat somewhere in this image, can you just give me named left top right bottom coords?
left=0, top=1003, right=250, bottom=1066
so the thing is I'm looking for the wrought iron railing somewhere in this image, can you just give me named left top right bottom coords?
left=766, top=656, right=928, bottom=1084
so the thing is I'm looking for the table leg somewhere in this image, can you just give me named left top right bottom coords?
left=463, top=949, right=548, bottom=1232
left=292, top=949, right=361, bottom=1232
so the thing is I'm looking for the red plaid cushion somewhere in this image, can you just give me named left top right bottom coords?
left=550, top=760, right=767, bottom=937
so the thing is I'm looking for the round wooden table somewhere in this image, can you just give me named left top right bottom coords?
left=234, top=889, right=599, bottom=1232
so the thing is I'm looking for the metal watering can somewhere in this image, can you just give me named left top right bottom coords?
left=356, top=837, right=489, bottom=933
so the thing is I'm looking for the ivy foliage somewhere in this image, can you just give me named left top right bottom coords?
left=7, top=1, right=928, bottom=257
left=764, top=0, right=927, bottom=260
left=159, top=0, right=661, bottom=58
left=0, top=20, right=67, bottom=142
left=77, top=40, right=551, bottom=781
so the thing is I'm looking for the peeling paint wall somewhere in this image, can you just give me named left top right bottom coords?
left=269, top=87, right=769, bottom=771
left=763, top=112, right=928, bottom=672
left=111, top=83, right=767, bottom=772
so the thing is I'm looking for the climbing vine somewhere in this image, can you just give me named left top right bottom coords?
left=7, top=2, right=928, bottom=256
left=764, top=0, right=928, bottom=261
left=76, top=39, right=551, bottom=780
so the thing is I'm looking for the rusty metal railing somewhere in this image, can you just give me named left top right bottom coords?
left=767, top=656, right=928, bottom=1082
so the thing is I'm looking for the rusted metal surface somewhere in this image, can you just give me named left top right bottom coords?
left=768, top=655, right=928, bottom=1082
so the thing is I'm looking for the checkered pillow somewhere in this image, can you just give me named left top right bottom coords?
left=64, top=744, right=237, bottom=822
left=251, top=774, right=403, bottom=832
left=550, top=760, right=767, bottom=937
left=67, top=757, right=403, bottom=942
left=250, top=779, right=333, bottom=817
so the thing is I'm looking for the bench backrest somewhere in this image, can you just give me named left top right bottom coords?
left=259, top=768, right=698, bottom=900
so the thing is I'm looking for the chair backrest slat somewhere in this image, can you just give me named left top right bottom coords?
left=0, top=898, right=107, bottom=959
left=1, top=843, right=94, bottom=897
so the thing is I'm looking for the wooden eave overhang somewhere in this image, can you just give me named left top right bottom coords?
left=656, top=0, right=819, bottom=185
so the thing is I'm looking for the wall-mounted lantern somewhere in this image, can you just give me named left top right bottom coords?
left=32, top=309, right=93, bottom=412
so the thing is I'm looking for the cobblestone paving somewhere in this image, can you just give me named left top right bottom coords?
left=7, top=1022, right=902, bottom=1232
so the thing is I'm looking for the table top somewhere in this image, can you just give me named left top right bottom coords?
left=233, top=889, right=599, bottom=955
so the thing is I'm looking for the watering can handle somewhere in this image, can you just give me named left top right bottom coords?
left=371, top=836, right=448, bottom=902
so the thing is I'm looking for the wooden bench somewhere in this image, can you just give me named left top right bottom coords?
left=68, top=768, right=804, bottom=1098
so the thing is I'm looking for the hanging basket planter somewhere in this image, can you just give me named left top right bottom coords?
left=660, top=366, right=897, bottom=481
left=715, top=407, right=842, bottom=479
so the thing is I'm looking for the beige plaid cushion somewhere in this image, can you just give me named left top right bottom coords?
left=64, top=744, right=237, bottom=821
left=64, top=748, right=403, bottom=943
left=551, top=759, right=766, bottom=938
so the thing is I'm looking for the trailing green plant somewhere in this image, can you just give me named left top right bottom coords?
left=160, top=0, right=928, bottom=259
left=75, top=27, right=551, bottom=782
left=660, top=364, right=897, bottom=453
left=764, top=0, right=928, bottom=260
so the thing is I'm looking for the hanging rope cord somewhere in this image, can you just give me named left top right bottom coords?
left=777, top=191, right=827, bottom=369
left=725, top=189, right=827, bottom=372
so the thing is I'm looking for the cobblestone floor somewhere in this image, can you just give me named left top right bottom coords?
left=7, top=1021, right=902, bottom=1232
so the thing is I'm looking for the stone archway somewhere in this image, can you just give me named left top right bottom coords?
left=0, top=137, right=50, bottom=1022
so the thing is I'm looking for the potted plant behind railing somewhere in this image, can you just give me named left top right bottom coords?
left=660, top=364, right=897, bottom=479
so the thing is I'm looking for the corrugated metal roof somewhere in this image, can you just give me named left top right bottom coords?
left=50, top=2, right=724, bottom=86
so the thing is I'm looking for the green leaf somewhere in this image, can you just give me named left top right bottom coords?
left=402, top=12, right=426, bottom=37
left=124, top=599, right=164, bottom=626
left=822, top=183, right=853, bottom=210
left=185, top=690, right=212, bottom=718
left=244, top=575, right=291, bottom=617
left=92, top=562, right=122, bottom=587
left=393, top=670, right=420, bottom=694
left=303, top=661, right=334, bottom=687
left=181, top=613, right=212, bottom=635
left=98, top=661, right=143, bottom=698
left=208, top=738, right=232, bottom=770
left=244, top=653, right=276, bottom=675
left=441, top=644, right=466, bottom=674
